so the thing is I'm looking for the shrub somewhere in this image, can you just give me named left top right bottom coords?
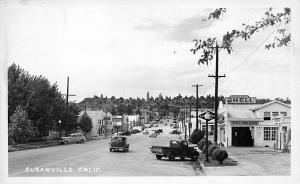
left=212, top=147, right=221, bottom=160
left=202, top=145, right=207, bottom=153
left=197, top=139, right=204, bottom=150
left=189, top=129, right=205, bottom=144
left=215, top=150, right=228, bottom=164
left=198, top=139, right=212, bottom=151
left=208, top=145, right=219, bottom=156
left=202, top=141, right=213, bottom=153
left=197, top=138, right=206, bottom=150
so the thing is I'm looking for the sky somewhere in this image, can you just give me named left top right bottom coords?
left=3, top=0, right=292, bottom=102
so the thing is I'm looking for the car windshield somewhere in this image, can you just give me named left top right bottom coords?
left=112, top=137, right=125, bottom=142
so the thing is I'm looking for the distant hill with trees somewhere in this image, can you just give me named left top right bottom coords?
left=77, top=92, right=291, bottom=117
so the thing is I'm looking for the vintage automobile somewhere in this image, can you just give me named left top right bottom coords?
left=149, top=130, right=157, bottom=138
left=109, top=136, right=129, bottom=152
left=157, top=129, right=163, bottom=133
left=59, top=133, right=86, bottom=144
left=150, top=140, right=199, bottom=161
left=143, top=130, right=149, bottom=135
left=170, top=129, right=181, bottom=134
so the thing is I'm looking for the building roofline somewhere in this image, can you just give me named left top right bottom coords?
left=251, top=100, right=291, bottom=111
left=228, top=118, right=264, bottom=121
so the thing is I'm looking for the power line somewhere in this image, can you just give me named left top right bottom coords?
left=228, top=21, right=283, bottom=73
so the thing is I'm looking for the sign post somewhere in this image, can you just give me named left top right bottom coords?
left=200, top=111, right=215, bottom=162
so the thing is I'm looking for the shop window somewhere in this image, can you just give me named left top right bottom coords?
left=280, top=112, right=287, bottom=116
left=282, top=126, right=287, bottom=132
left=272, top=112, right=279, bottom=117
left=263, top=127, right=278, bottom=141
left=264, top=112, right=271, bottom=120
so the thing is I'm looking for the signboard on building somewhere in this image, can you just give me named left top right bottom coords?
left=231, top=121, right=258, bottom=126
left=225, top=95, right=257, bottom=104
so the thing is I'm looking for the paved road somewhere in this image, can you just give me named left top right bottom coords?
left=9, top=119, right=200, bottom=176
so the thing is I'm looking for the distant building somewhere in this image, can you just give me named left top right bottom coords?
left=77, top=109, right=113, bottom=137
left=128, top=115, right=140, bottom=129
left=179, top=108, right=214, bottom=135
left=112, top=115, right=123, bottom=132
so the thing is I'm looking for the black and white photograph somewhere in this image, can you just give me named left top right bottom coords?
left=0, top=0, right=299, bottom=183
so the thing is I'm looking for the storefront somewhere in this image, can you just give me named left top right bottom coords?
left=218, top=95, right=291, bottom=147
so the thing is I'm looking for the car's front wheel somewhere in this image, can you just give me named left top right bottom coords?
left=168, top=152, right=176, bottom=161
left=80, top=139, right=84, bottom=143
left=63, top=140, right=68, bottom=144
left=191, top=152, right=199, bottom=161
left=156, top=155, right=162, bottom=160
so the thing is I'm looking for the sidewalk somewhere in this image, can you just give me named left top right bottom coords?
left=8, top=135, right=112, bottom=152
left=198, top=146, right=290, bottom=176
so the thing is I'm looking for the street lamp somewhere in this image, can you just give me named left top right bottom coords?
left=200, top=111, right=215, bottom=162
left=58, top=120, right=62, bottom=139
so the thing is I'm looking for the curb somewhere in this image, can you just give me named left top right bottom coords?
left=8, top=136, right=112, bottom=152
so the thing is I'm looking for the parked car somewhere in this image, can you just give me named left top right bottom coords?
left=154, top=124, right=158, bottom=127
left=149, top=130, right=157, bottom=138
left=143, top=129, right=149, bottom=135
left=59, top=133, right=86, bottom=144
left=119, top=131, right=131, bottom=136
left=150, top=140, right=199, bottom=161
left=109, top=136, right=129, bottom=152
left=132, top=129, right=140, bottom=134
left=170, top=130, right=181, bottom=134
left=157, top=129, right=163, bottom=133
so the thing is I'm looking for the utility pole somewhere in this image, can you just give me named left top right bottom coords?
left=64, top=77, right=76, bottom=136
left=189, top=102, right=192, bottom=137
left=192, top=84, right=203, bottom=130
left=184, top=105, right=187, bottom=140
left=105, top=111, right=107, bottom=137
left=208, top=44, right=226, bottom=144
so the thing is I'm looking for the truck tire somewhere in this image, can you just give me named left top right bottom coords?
left=191, top=152, right=199, bottom=161
left=168, top=152, right=176, bottom=161
left=156, top=155, right=163, bottom=160
left=110, top=148, right=112, bottom=152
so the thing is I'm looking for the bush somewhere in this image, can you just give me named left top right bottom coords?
left=212, top=147, right=221, bottom=160
left=202, top=141, right=213, bottom=153
left=197, top=138, right=206, bottom=150
left=198, top=138, right=212, bottom=151
left=202, top=145, right=207, bottom=153
left=189, top=129, right=205, bottom=144
left=208, top=145, right=219, bottom=156
left=215, top=150, right=228, bottom=164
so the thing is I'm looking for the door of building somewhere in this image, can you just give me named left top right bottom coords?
left=232, top=127, right=254, bottom=146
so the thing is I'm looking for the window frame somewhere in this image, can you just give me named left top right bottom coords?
left=264, top=112, right=271, bottom=120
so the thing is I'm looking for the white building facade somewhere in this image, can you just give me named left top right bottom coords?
left=78, top=109, right=113, bottom=137
left=218, top=95, right=291, bottom=147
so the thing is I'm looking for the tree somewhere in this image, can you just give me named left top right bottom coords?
left=191, top=8, right=291, bottom=65
left=9, top=106, right=37, bottom=143
left=8, top=63, right=69, bottom=137
left=79, top=111, right=93, bottom=134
